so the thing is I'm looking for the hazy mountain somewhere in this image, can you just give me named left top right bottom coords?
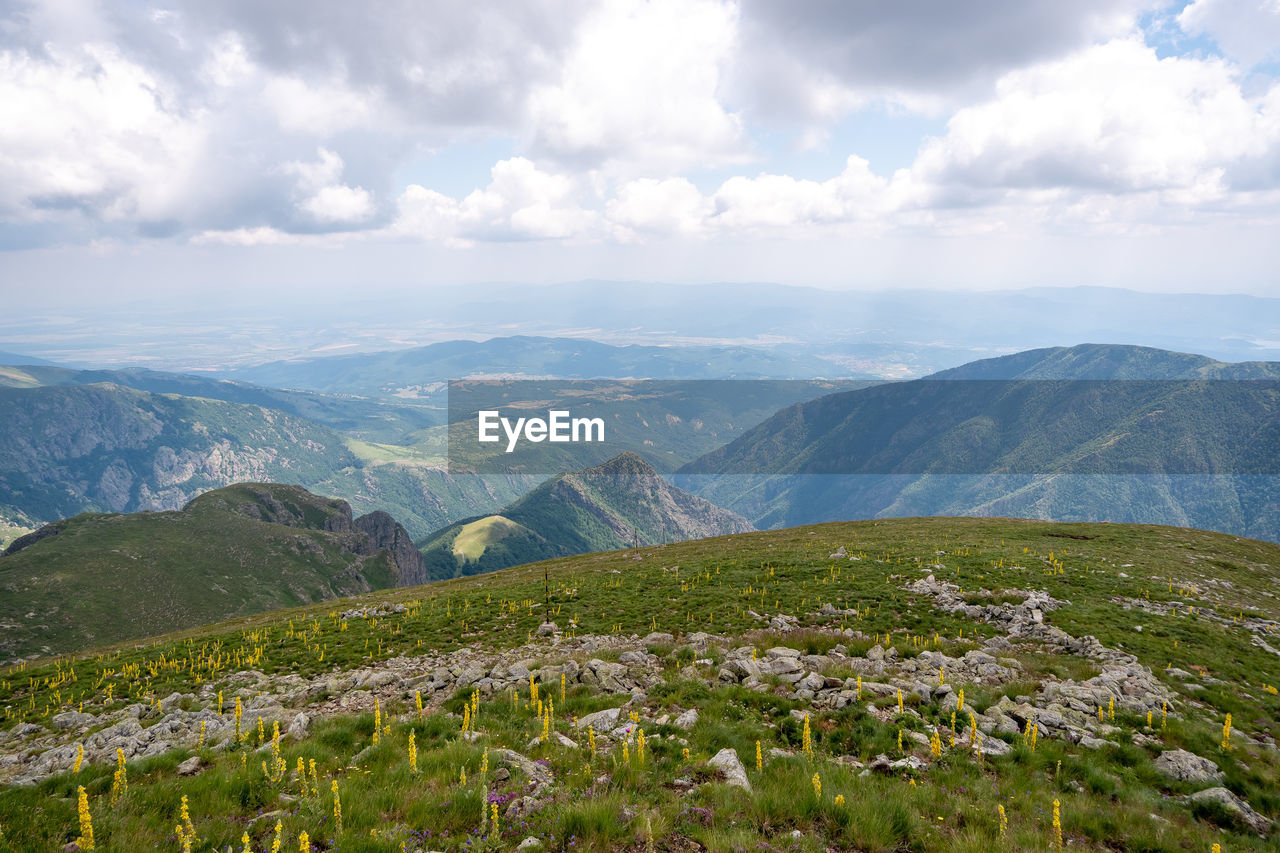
left=0, top=363, right=441, bottom=444
left=232, top=335, right=853, bottom=395
left=677, top=344, right=1280, bottom=540
left=0, top=483, right=427, bottom=660
left=0, top=350, right=55, bottom=366
left=419, top=452, right=754, bottom=580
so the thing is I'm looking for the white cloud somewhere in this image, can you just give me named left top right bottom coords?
left=710, top=157, right=888, bottom=229
left=299, top=185, right=375, bottom=223
left=0, top=42, right=207, bottom=224
left=607, top=178, right=713, bottom=237
left=2, top=0, right=1280, bottom=257
left=262, top=75, right=376, bottom=135
left=526, top=0, right=749, bottom=173
left=284, top=148, right=376, bottom=224
left=1179, top=0, right=1280, bottom=67
left=390, top=157, right=601, bottom=243
left=909, top=39, right=1280, bottom=203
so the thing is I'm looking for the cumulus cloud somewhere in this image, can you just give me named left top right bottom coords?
left=607, top=178, right=713, bottom=237
left=2, top=0, right=1280, bottom=253
left=1179, top=0, right=1280, bottom=67
left=909, top=39, right=1280, bottom=204
left=526, top=0, right=749, bottom=173
left=0, top=42, right=207, bottom=227
left=390, top=157, right=601, bottom=244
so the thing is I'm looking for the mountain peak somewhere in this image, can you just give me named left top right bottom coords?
left=582, top=451, right=656, bottom=478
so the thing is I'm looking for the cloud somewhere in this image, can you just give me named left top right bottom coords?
left=606, top=178, right=713, bottom=237
left=2, top=0, right=1280, bottom=254
left=0, top=42, right=207, bottom=227
left=909, top=39, right=1280, bottom=205
left=726, top=0, right=1159, bottom=124
left=284, top=148, right=376, bottom=224
left=390, top=157, right=601, bottom=243
left=1179, top=0, right=1280, bottom=67
left=710, top=157, right=888, bottom=229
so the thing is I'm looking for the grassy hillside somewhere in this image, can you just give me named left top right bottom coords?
left=0, top=517, right=1276, bottom=851
left=0, top=484, right=423, bottom=661
left=420, top=453, right=754, bottom=580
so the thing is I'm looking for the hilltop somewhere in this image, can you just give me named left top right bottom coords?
left=0, top=516, right=1276, bottom=851
left=419, top=452, right=754, bottom=579
left=0, top=483, right=426, bottom=661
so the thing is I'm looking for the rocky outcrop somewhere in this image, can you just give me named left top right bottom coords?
left=1154, top=749, right=1224, bottom=784
left=1185, top=787, right=1273, bottom=834
left=352, top=510, right=427, bottom=586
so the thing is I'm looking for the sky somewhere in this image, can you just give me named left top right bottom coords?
left=1, top=0, right=1279, bottom=299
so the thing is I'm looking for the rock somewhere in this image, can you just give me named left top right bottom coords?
left=618, top=650, right=647, bottom=665
left=176, top=755, right=202, bottom=776
left=490, top=748, right=553, bottom=789
left=352, top=510, right=427, bottom=586
left=51, top=711, right=95, bottom=732
left=552, top=732, right=579, bottom=748
left=767, top=647, right=802, bottom=659
left=829, top=546, right=847, bottom=558
left=287, top=712, right=310, bottom=740
left=1186, top=787, right=1273, bottom=834
left=517, top=838, right=544, bottom=851
left=643, top=632, right=675, bottom=646
left=974, top=736, right=1012, bottom=756
left=578, top=707, right=622, bottom=732
left=1154, top=749, right=1224, bottom=784
left=673, top=709, right=699, bottom=730
left=536, top=621, right=559, bottom=635
left=797, top=672, right=826, bottom=692
left=708, top=748, right=752, bottom=792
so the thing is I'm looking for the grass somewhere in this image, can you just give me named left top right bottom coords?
left=0, top=516, right=1278, bottom=850
left=451, top=516, right=527, bottom=562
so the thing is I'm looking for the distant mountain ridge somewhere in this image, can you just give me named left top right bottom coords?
left=232, top=335, right=847, bottom=395
left=0, top=482, right=427, bottom=661
left=0, top=378, right=532, bottom=542
left=678, top=344, right=1280, bottom=540
left=419, top=452, right=754, bottom=580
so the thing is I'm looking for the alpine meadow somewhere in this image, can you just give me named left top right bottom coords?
left=3, top=1, right=1280, bottom=852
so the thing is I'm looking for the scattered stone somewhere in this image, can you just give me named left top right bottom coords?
left=516, top=838, right=544, bottom=851
left=708, top=748, right=752, bottom=792
left=1154, top=749, right=1225, bottom=784
left=673, top=709, right=699, bottom=730
left=51, top=712, right=95, bottom=732
left=1185, top=787, right=1273, bottom=834
left=286, top=712, right=310, bottom=740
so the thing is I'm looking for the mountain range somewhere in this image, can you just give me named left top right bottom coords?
left=677, top=344, right=1280, bottom=538
left=418, top=451, right=753, bottom=580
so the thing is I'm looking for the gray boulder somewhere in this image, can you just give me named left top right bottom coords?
left=708, top=748, right=752, bottom=792
left=1186, top=787, right=1272, bottom=834
left=1153, top=749, right=1224, bottom=784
